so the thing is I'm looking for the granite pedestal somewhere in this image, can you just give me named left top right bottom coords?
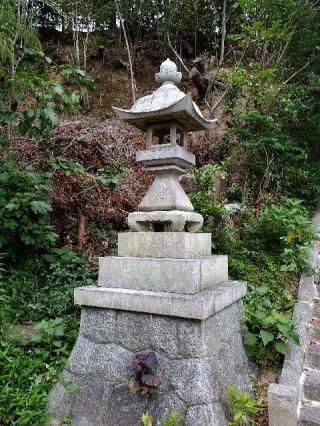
left=49, top=232, right=252, bottom=426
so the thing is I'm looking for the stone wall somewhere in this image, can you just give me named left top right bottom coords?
left=49, top=301, right=252, bottom=425
left=268, top=209, right=320, bottom=425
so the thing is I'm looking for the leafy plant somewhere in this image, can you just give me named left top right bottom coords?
left=227, top=385, right=260, bottom=426
left=162, top=411, right=183, bottom=426
left=31, top=318, right=65, bottom=349
left=0, top=161, right=57, bottom=258
left=244, top=285, right=299, bottom=362
left=95, top=164, right=128, bottom=189
left=129, top=352, right=160, bottom=395
left=141, top=412, right=153, bottom=426
left=244, top=199, right=315, bottom=272
left=50, top=156, right=85, bottom=176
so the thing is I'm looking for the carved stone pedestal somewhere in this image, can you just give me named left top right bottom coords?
left=49, top=233, right=252, bottom=426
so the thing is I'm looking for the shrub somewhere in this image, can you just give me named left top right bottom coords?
left=227, top=385, right=260, bottom=426
left=0, top=161, right=57, bottom=260
left=244, top=199, right=315, bottom=272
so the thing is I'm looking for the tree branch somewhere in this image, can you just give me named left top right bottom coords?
left=114, top=0, right=136, bottom=103
left=282, top=54, right=320, bottom=85
left=166, top=32, right=189, bottom=73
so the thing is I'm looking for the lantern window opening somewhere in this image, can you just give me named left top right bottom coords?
left=146, top=121, right=188, bottom=150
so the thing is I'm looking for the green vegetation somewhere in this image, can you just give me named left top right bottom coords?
left=227, top=385, right=260, bottom=426
left=140, top=411, right=183, bottom=426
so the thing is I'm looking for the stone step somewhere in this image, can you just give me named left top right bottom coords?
left=74, top=281, right=247, bottom=320
left=299, top=400, right=320, bottom=425
left=312, top=301, right=320, bottom=317
left=304, top=370, right=320, bottom=402
left=118, top=231, right=212, bottom=259
left=306, top=345, right=320, bottom=370
left=98, top=255, right=228, bottom=294
left=310, top=319, right=320, bottom=341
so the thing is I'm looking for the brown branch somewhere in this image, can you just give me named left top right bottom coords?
left=114, top=0, right=136, bottom=103
left=210, top=91, right=227, bottom=115
left=166, top=32, right=189, bottom=73
left=282, top=54, right=320, bottom=85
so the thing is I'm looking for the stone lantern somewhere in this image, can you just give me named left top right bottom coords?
left=49, top=59, right=252, bottom=426
left=113, top=58, right=215, bottom=232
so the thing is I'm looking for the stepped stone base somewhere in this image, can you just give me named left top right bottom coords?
left=118, top=232, right=212, bottom=259
left=49, top=301, right=252, bottom=426
left=98, top=255, right=228, bottom=294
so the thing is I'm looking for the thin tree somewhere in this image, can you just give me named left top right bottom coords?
left=219, top=0, right=227, bottom=66
left=114, top=0, right=136, bottom=103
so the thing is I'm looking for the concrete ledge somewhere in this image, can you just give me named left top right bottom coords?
left=74, top=281, right=246, bottom=320
left=268, top=384, right=298, bottom=426
left=118, top=232, right=212, bottom=259
left=98, top=255, right=228, bottom=294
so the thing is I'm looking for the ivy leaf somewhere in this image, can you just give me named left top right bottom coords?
left=274, top=341, right=289, bottom=356
left=260, top=330, right=274, bottom=346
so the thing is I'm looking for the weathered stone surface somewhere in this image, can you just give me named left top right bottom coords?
left=79, top=308, right=117, bottom=343
left=185, top=403, right=227, bottom=426
left=310, top=322, right=320, bottom=342
left=128, top=210, right=203, bottom=232
left=298, top=273, right=319, bottom=303
left=170, top=358, right=219, bottom=404
left=113, top=59, right=216, bottom=132
left=50, top=301, right=251, bottom=425
left=299, top=402, right=320, bottom=425
left=116, top=311, right=152, bottom=352
left=74, top=281, right=246, bottom=320
left=91, top=343, right=133, bottom=381
left=66, top=336, right=96, bottom=375
left=136, top=144, right=195, bottom=168
left=303, top=370, right=320, bottom=402
left=69, top=375, right=112, bottom=426
left=216, top=334, right=253, bottom=398
left=137, top=166, right=194, bottom=213
left=79, top=304, right=243, bottom=360
left=306, top=345, right=320, bottom=370
left=268, top=384, right=298, bottom=426
left=118, top=231, right=212, bottom=259
left=101, top=384, right=148, bottom=426
left=98, top=255, right=228, bottom=294
left=280, top=344, right=304, bottom=387
left=147, top=391, right=187, bottom=424
left=49, top=370, right=79, bottom=419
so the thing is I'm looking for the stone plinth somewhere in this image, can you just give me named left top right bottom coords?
left=49, top=301, right=251, bottom=426
left=49, top=233, right=252, bottom=426
left=118, top=232, right=212, bottom=258
left=98, top=255, right=228, bottom=294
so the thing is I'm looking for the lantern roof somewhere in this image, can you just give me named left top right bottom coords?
left=113, top=58, right=216, bottom=132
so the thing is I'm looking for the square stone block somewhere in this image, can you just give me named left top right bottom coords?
left=98, top=255, right=228, bottom=294
left=118, top=232, right=212, bottom=258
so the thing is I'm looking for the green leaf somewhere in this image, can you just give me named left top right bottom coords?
left=260, top=330, right=274, bottom=346
left=277, top=323, right=290, bottom=336
left=289, top=331, right=300, bottom=345
left=244, top=332, right=257, bottom=346
left=274, top=341, right=289, bottom=356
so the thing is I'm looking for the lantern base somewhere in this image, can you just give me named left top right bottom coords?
left=128, top=210, right=203, bottom=232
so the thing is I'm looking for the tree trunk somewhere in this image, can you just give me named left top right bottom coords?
left=77, top=214, right=86, bottom=249
left=114, top=0, right=136, bottom=103
left=219, top=0, right=227, bottom=66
